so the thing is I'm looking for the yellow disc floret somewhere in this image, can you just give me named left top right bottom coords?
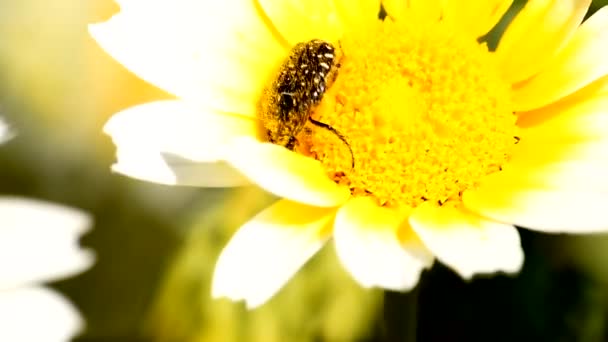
left=296, top=19, right=518, bottom=208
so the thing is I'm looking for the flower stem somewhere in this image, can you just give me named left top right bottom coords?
left=383, top=284, right=420, bottom=341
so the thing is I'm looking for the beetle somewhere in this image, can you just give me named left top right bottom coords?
left=259, top=39, right=354, bottom=167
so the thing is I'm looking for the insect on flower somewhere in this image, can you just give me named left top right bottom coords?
left=259, top=39, right=354, bottom=167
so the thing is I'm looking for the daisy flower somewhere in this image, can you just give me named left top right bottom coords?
left=92, top=0, right=608, bottom=308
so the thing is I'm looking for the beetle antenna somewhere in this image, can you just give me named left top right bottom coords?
left=308, top=118, right=354, bottom=169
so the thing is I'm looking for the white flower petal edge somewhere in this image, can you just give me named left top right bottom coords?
left=334, top=197, right=433, bottom=290
left=410, top=202, right=524, bottom=279
left=0, top=286, right=83, bottom=342
left=104, top=101, right=254, bottom=187
left=0, top=197, right=94, bottom=289
left=225, top=137, right=350, bottom=207
left=212, top=199, right=334, bottom=308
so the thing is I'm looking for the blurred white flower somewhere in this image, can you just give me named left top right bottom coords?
left=0, top=117, right=15, bottom=144
left=0, top=197, right=94, bottom=342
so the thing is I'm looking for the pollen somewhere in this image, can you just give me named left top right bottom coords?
left=296, top=20, right=518, bottom=208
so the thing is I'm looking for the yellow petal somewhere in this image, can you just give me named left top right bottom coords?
left=89, top=0, right=285, bottom=116
left=212, top=199, right=334, bottom=308
left=444, top=0, right=513, bottom=39
left=104, top=101, right=255, bottom=186
left=517, top=73, right=608, bottom=125
left=225, top=137, right=350, bottom=207
left=496, top=0, right=591, bottom=84
left=518, top=97, right=608, bottom=143
left=409, top=202, right=523, bottom=278
left=512, top=6, right=608, bottom=111
left=555, top=73, right=608, bottom=105
left=382, top=0, right=444, bottom=23
left=334, top=0, right=381, bottom=33
left=482, top=159, right=608, bottom=194
left=510, top=140, right=608, bottom=168
left=334, top=197, right=433, bottom=290
left=257, top=0, right=345, bottom=45
left=463, top=183, right=608, bottom=233
left=0, top=286, right=83, bottom=342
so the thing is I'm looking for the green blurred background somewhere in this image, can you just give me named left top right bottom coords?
left=1, top=0, right=608, bottom=341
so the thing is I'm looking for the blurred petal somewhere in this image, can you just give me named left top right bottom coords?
left=496, top=0, right=590, bottom=84
left=334, top=197, right=433, bottom=290
left=444, top=0, right=513, bottom=38
left=0, top=286, right=83, bottom=342
left=512, top=6, right=608, bottom=111
left=409, top=202, right=523, bottom=278
left=0, top=198, right=94, bottom=290
left=225, top=137, right=350, bottom=207
left=463, top=182, right=608, bottom=233
left=89, top=0, right=285, bottom=115
left=104, top=100, right=255, bottom=187
left=212, top=199, right=334, bottom=308
left=0, top=116, right=15, bottom=144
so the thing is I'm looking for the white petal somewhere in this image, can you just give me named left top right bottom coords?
left=212, top=199, right=334, bottom=308
left=112, top=149, right=251, bottom=187
left=463, top=187, right=608, bottom=233
left=89, top=0, right=285, bottom=115
left=225, top=137, right=350, bottom=207
left=104, top=100, right=258, bottom=163
left=409, top=202, right=523, bottom=279
left=104, top=100, right=255, bottom=187
left=0, top=286, right=83, bottom=342
left=0, top=198, right=94, bottom=290
left=463, top=141, right=608, bottom=232
left=493, top=140, right=608, bottom=193
left=334, top=197, right=433, bottom=290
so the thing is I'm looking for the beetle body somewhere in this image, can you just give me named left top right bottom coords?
left=260, top=39, right=340, bottom=149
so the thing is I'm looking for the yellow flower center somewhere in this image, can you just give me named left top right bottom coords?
left=297, top=20, right=519, bottom=208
